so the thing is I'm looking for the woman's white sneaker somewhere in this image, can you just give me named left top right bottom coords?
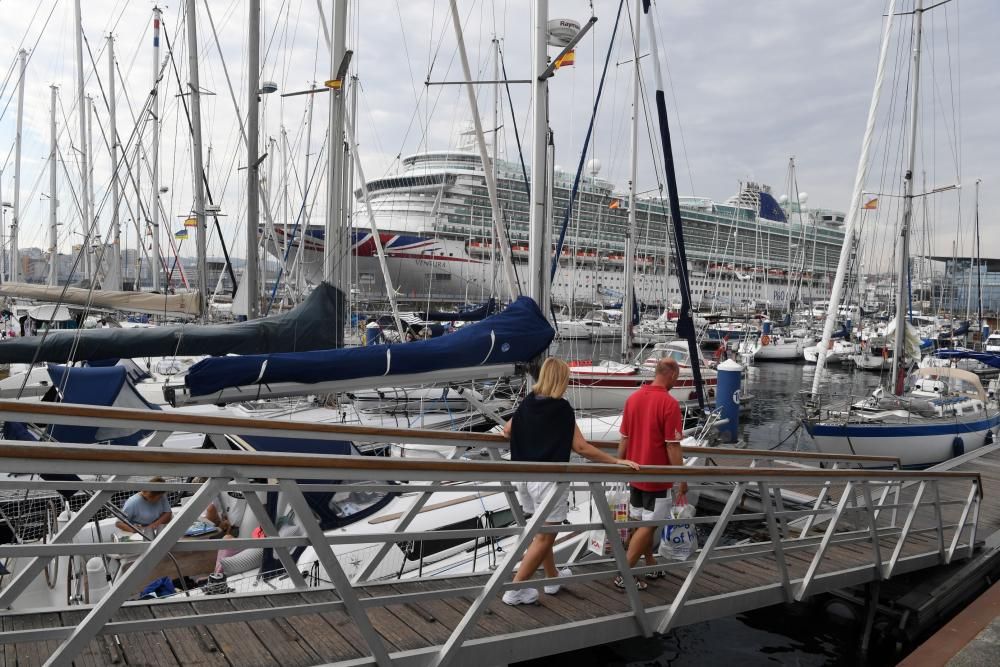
left=544, top=568, right=573, bottom=595
left=502, top=586, right=539, bottom=606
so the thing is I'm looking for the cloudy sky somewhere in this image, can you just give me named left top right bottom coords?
left=0, top=0, right=994, bottom=273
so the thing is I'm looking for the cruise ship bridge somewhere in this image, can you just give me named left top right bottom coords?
left=0, top=401, right=989, bottom=667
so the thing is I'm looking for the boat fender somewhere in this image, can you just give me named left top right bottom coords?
left=761, top=335, right=770, bottom=346
left=952, top=437, right=965, bottom=458
left=986, top=430, right=995, bottom=447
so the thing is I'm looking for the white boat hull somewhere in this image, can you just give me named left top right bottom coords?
left=808, top=413, right=1000, bottom=468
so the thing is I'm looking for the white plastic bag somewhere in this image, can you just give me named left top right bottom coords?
left=659, top=502, right=698, bottom=561
left=588, top=483, right=630, bottom=556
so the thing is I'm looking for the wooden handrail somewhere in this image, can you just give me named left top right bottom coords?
left=0, top=401, right=902, bottom=466
left=0, top=442, right=981, bottom=484
left=0, top=400, right=506, bottom=444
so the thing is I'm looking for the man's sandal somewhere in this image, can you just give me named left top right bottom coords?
left=613, top=575, right=648, bottom=591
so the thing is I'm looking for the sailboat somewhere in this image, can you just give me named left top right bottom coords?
left=804, top=0, right=1000, bottom=468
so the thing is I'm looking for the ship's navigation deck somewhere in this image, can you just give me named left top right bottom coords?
left=0, top=402, right=990, bottom=666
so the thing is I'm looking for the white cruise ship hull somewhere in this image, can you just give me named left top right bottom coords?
left=280, top=226, right=831, bottom=307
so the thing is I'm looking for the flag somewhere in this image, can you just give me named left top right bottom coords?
left=554, top=49, right=575, bottom=69
left=174, top=229, right=189, bottom=240
left=863, top=198, right=878, bottom=210
left=183, top=217, right=198, bottom=227
left=609, top=198, right=621, bottom=210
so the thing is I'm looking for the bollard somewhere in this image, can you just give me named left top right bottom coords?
left=716, top=359, right=742, bottom=443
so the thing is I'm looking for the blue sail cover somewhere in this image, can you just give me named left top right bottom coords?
left=933, top=349, right=1000, bottom=369
left=420, top=298, right=497, bottom=322
left=44, top=364, right=161, bottom=444
left=185, top=296, right=555, bottom=397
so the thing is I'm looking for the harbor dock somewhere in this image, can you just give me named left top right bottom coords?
left=0, top=401, right=993, bottom=666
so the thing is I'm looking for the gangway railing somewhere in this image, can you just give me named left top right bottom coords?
left=0, top=440, right=982, bottom=667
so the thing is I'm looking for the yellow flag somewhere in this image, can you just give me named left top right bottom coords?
left=554, top=49, right=576, bottom=69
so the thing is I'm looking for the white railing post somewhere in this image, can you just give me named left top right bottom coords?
left=799, top=462, right=838, bottom=538
left=859, top=481, right=883, bottom=577
left=930, top=480, right=947, bottom=561
left=0, top=478, right=129, bottom=610
left=236, top=478, right=308, bottom=588
left=431, top=481, right=570, bottom=667
left=45, top=477, right=230, bottom=666
left=758, top=481, right=792, bottom=602
left=656, top=481, right=747, bottom=634
left=796, top=481, right=853, bottom=601
left=946, top=482, right=979, bottom=564
left=588, top=482, right=651, bottom=637
left=353, top=489, right=433, bottom=584
left=279, top=479, right=393, bottom=667
left=884, top=481, right=926, bottom=579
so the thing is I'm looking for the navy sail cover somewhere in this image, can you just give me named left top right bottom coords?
left=185, top=296, right=554, bottom=397
left=0, top=283, right=345, bottom=364
left=933, top=348, right=1000, bottom=369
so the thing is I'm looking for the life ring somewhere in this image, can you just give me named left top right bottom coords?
left=761, top=335, right=770, bottom=346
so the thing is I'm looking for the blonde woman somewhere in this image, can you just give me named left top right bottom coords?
left=501, top=357, right=640, bottom=605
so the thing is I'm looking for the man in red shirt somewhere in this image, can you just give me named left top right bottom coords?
left=615, top=357, right=686, bottom=590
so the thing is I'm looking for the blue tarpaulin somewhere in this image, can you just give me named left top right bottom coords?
left=185, top=296, right=554, bottom=397
left=45, top=364, right=160, bottom=444
left=933, top=348, right=1000, bottom=369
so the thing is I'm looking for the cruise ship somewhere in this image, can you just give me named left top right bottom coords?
left=278, top=142, right=848, bottom=308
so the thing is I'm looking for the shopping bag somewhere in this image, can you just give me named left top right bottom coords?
left=588, top=484, right=630, bottom=556
left=659, top=502, right=698, bottom=561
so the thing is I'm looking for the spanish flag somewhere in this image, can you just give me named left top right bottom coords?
left=863, top=198, right=878, bottom=210
left=184, top=217, right=198, bottom=227
left=174, top=229, right=189, bottom=240
left=554, top=49, right=575, bottom=69
left=609, top=198, right=621, bottom=210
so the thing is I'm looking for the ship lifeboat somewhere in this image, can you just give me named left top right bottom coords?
left=605, top=254, right=625, bottom=266
left=511, top=245, right=530, bottom=258
left=466, top=240, right=493, bottom=257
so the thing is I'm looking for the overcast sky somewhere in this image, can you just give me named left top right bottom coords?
left=0, top=0, right=994, bottom=272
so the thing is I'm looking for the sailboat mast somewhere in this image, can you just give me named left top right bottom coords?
left=151, top=7, right=162, bottom=292
left=186, top=0, right=209, bottom=318
left=73, top=0, right=92, bottom=282
left=245, top=0, right=261, bottom=319
left=975, top=179, right=982, bottom=332
left=108, top=37, right=121, bottom=290
left=620, top=0, right=641, bottom=361
left=642, top=0, right=704, bottom=408
left=48, top=85, right=58, bottom=287
left=528, top=0, right=550, bottom=318
left=446, top=0, right=518, bottom=303
left=890, top=0, right=924, bottom=395
left=324, top=0, right=347, bottom=288
left=811, top=0, right=898, bottom=397
left=11, top=49, right=25, bottom=284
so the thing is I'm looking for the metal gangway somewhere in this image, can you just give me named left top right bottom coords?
left=0, top=401, right=985, bottom=667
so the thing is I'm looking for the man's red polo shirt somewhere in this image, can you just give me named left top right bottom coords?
left=620, top=384, right=683, bottom=491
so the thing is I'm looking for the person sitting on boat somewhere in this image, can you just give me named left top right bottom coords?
left=502, top=357, right=640, bottom=606
left=116, top=477, right=173, bottom=535
left=615, top=357, right=686, bottom=591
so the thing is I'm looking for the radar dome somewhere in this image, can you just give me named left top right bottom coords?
left=547, top=19, right=581, bottom=48
left=778, top=194, right=789, bottom=204
left=798, top=192, right=809, bottom=204
left=586, top=158, right=602, bottom=176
